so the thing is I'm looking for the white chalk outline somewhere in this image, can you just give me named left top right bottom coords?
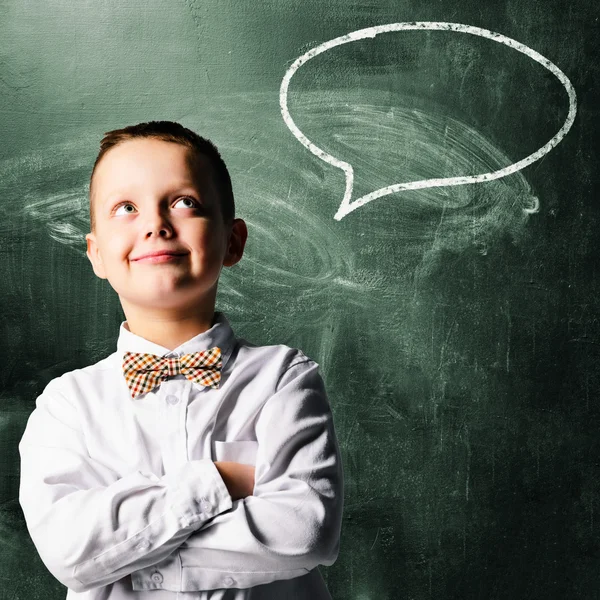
left=279, top=22, right=577, bottom=220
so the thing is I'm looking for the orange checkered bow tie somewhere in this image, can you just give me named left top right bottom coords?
left=122, top=348, right=222, bottom=399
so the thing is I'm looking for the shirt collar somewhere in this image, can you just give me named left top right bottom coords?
left=116, top=311, right=237, bottom=367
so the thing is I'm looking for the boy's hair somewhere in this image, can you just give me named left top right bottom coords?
left=88, top=121, right=235, bottom=232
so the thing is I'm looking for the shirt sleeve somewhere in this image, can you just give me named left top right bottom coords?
left=17, top=381, right=234, bottom=594
left=131, top=351, right=345, bottom=592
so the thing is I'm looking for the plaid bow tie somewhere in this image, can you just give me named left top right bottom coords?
left=122, top=347, right=222, bottom=399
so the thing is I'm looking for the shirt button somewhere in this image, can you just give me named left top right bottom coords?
left=151, top=571, right=164, bottom=584
left=223, top=576, right=235, bottom=587
left=136, top=538, right=150, bottom=551
left=200, top=499, right=213, bottom=513
left=166, top=395, right=179, bottom=405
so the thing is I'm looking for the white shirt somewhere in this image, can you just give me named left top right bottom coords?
left=18, top=311, right=344, bottom=599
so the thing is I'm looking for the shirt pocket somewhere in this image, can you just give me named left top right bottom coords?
left=213, top=440, right=259, bottom=465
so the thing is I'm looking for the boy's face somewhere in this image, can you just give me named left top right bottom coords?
left=85, top=138, right=242, bottom=316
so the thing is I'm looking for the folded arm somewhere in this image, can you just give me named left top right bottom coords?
left=18, top=382, right=233, bottom=594
left=131, top=352, right=345, bottom=592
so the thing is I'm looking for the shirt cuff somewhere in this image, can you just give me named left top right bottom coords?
left=163, top=459, right=233, bottom=529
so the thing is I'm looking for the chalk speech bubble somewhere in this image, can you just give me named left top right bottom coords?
left=280, top=22, right=577, bottom=221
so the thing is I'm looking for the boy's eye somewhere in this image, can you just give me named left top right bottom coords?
left=113, top=197, right=199, bottom=215
left=173, top=196, right=198, bottom=209
left=114, top=203, right=136, bottom=215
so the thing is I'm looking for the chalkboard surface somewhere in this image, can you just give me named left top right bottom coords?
left=1, top=1, right=598, bottom=598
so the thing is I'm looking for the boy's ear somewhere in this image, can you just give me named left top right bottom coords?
left=222, top=218, right=247, bottom=268
left=85, top=232, right=107, bottom=279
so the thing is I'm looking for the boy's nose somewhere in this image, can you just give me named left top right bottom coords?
left=144, top=211, right=173, bottom=238
left=146, top=226, right=172, bottom=238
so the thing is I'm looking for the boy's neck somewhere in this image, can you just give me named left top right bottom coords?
left=122, top=305, right=217, bottom=351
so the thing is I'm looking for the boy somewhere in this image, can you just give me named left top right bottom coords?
left=18, top=121, right=344, bottom=599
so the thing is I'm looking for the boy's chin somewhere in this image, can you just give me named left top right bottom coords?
left=118, top=291, right=215, bottom=313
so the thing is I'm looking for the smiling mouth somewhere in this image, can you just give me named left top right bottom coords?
left=132, top=253, right=187, bottom=263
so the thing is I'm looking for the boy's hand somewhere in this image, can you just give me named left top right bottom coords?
left=213, top=461, right=256, bottom=500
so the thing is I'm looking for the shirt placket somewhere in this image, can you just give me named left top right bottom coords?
left=146, top=356, right=191, bottom=591
left=159, top=355, right=192, bottom=474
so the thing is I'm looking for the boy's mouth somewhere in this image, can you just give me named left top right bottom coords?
left=131, top=249, right=188, bottom=262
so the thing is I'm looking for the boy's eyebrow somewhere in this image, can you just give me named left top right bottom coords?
left=103, top=183, right=202, bottom=204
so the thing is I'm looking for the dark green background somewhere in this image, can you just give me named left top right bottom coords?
left=1, top=0, right=598, bottom=598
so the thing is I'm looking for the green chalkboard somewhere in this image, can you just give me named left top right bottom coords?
left=1, top=0, right=598, bottom=598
